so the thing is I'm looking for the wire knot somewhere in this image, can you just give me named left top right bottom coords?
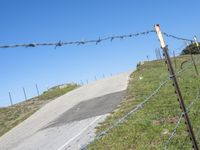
left=96, top=38, right=101, bottom=44
left=55, top=41, right=63, bottom=49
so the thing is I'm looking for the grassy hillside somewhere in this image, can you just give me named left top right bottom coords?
left=0, top=83, right=79, bottom=137
left=88, top=55, right=200, bottom=150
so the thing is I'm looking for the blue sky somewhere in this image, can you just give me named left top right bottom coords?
left=0, top=0, right=200, bottom=106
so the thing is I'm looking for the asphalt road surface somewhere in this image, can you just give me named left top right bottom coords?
left=0, top=71, right=132, bottom=150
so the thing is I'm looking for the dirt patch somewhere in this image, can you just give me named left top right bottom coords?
left=152, top=116, right=179, bottom=125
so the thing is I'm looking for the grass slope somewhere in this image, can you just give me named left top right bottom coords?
left=88, top=55, right=200, bottom=150
left=0, top=83, right=79, bottom=137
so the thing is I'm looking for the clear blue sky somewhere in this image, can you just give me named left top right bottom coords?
left=1, top=0, right=200, bottom=106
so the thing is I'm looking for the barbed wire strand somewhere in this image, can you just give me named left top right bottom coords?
left=0, top=30, right=155, bottom=49
left=164, top=113, right=184, bottom=150
left=162, top=32, right=194, bottom=43
left=164, top=88, right=200, bottom=150
left=0, top=31, right=196, bottom=49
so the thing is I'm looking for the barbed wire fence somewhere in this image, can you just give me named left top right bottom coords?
left=164, top=88, right=200, bottom=150
left=162, top=35, right=200, bottom=150
left=0, top=27, right=200, bottom=149
left=79, top=54, right=200, bottom=150
left=80, top=78, right=170, bottom=150
left=5, top=72, right=112, bottom=106
left=0, top=30, right=196, bottom=49
left=155, top=25, right=199, bottom=150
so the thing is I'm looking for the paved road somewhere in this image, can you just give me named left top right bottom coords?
left=0, top=71, right=132, bottom=150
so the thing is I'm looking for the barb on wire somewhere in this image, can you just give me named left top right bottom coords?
left=81, top=78, right=169, bottom=150
left=164, top=88, right=200, bottom=150
left=0, top=30, right=155, bottom=49
left=164, top=112, right=184, bottom=150
left=162, top=32, right=194, bottom=43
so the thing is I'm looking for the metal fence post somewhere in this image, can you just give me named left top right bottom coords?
left=173, top=50, right=177, bottom=70
left=155, top=24, right=199, bottom=150
left=9, top=92, right=13, bottom=106
left=35, top=84, right=40, bottom=96
left=155, top=49, right=159, bottom=60
left=186, top=42, right=199, bottom=76
left=190, top=54, right=199, bottom=76
left=158, top=48, right=162, bottom=60
left=23, top=87, right=27, bottom=101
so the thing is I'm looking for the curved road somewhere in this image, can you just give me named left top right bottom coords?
left=0, top=71, right=132, bottom=150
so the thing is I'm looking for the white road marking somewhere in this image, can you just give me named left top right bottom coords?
left=57, top=115, right=102, bottom=150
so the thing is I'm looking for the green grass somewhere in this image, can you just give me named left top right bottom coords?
left=0, top=83, right=79, bottom=137
left=88, top=55, right=200, bottom=150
